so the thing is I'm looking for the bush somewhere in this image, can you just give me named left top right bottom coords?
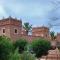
left=20, top=51, right=36, bottom=60
left=0, top=36, right=14, bottom=60
left=31, top=38, right=51, bottom=58
left=14, top=38, right=28, bottom=53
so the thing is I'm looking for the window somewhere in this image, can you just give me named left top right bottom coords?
left=3, top=29, right=5, bottom=33
left=15, top=29, right=17, bottom=33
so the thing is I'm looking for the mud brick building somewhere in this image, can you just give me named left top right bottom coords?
left=0, top=17, right=22, bottom=41
left=32, top=27, right=50, bottom=39
left=0, top=17, right=51, bottom=42
left=0, top=17, right=59, bottom=43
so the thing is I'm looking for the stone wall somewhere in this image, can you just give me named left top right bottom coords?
left=20, top=35, right=49, bottom=42
left=40, top=48, right=60, bottom=60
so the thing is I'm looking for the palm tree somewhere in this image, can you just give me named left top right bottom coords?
left=23, top=22, right=32, bottom=35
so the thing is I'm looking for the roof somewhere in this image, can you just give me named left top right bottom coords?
left=0, top=16, right=22, bottom=22
left=32, top=26, right=49, bottom=30
left=0, top=16, right=22, bottom=26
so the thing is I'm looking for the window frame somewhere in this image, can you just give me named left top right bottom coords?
left=14, top=28, right=18, bottom=34
left=3, top=28, right=5, bottom=33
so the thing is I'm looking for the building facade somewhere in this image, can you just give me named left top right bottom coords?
left=0, top=17, right=22, bottom=41
left=32, top=27, right=50, bottom=39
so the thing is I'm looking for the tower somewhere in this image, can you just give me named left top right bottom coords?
left=0, top=17, right=22, bottom=41
left=32, top=26, right=49, bottom=39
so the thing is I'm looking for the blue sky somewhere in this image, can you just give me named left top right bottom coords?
left=0, top=0, right=60, bottom=33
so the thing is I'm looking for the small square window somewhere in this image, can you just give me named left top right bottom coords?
left=15, top=29, right=17, bottom=33
left=3, top=29, right=5, bottom=33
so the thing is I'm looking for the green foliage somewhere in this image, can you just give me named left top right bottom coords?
left=9, top=45, right=36, bottom=60
left=31, top=38, right=51, bottom=58
left=20, top=51, right=36, bottom=60
left=14, top=38, right=28, bottom=53
left=23, top=22, right=32, bottom=35
left=9, top=48, right=21, bottom=60
left=0, top=36, right=14, bottom=60
left=50, top=31, right=56, bottom=40
left=0, top=36, right=37, bottom=60
left=0, top=36, right=51, bottom=60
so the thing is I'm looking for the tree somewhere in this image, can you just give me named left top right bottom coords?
left=14, top=38, right=28, bottom=53
left=0, top=36, right=14, bottom=60
left=31, top=38, right=51, bottom=58
left=23, top=22, right=32, bottom=35
left=50, top=31, right=56, bottom=40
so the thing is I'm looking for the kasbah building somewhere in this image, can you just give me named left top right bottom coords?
left=0, top=16, right=60, bottom=60
left=0, top=16, right=59, bottom=42
left=0, top=16, right=50, bottom=42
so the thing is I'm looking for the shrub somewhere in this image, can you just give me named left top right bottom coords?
left=0, top=36, right=14, bottom=60
left=9, top=48, right=21, bottom=60
left=20, top=51, right=36, bottom=60
left=14, top=38, right=28, bottom=53
left=31, top=38, right=51, bottom=58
